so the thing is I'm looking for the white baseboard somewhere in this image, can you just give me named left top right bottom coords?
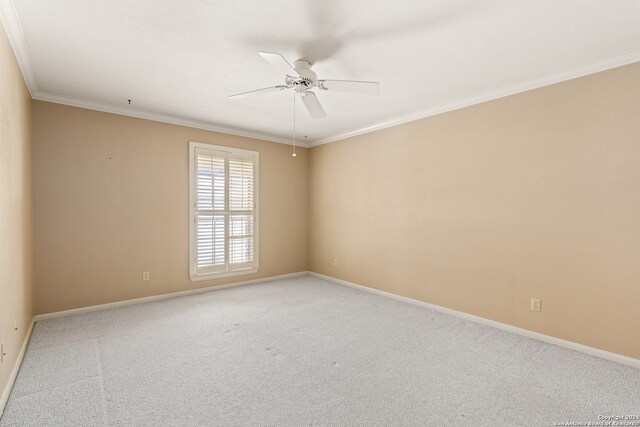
left=35, top=272, right=308, bottom=321
left=31, top=270, right=640, bottom=370
left=309, top=272, right=640, bottom=370
left=0, top=317, right=35, bottom=418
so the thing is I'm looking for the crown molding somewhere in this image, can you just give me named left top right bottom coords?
left=4, top=0, right=640, bottom=148
left=37, top=50, right=640, bottom=149
left=0, top=0, right=37, bottom=96
left=1, top=0, right=301, bottom=147
left=309, top=49, right=640, bottom=147
left=33, top=90, right=300, bottom=146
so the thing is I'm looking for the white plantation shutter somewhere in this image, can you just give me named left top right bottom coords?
left=229, top=214, right=254, bottom=265
left=228, top=157, right=255, bottom=268
left=190, top=143, right=259, bottom=279
left=196, top=153, right=225, bottom=211
left=228, top=158, right=254, bottom=210
left=196, top=215, right=225, bottom=272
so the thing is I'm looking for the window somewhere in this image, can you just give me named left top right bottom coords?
left=189, top=141, right=259, bottom=280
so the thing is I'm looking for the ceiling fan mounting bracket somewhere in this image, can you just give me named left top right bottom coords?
left=294, top=59, right=313, bottom=68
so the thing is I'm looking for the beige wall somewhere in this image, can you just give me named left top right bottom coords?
left=0, top=25, right=33, bottom=401
left=309, top=62, right=640, bottom=359
left=26, top=59, right=640, bottom=360
left=32, top=101, right=308, bottom=314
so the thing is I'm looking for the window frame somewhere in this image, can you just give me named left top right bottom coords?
left=189, top=141, right=259, bottom=281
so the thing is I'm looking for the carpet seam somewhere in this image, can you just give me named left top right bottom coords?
left=10, top=375, right=102, bottom=401
left=94, top=339, right=109, bottom=426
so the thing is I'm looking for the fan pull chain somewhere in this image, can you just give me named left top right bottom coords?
left=292, top=90, right=297, bottom=157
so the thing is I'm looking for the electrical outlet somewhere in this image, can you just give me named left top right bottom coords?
left=531, top=298, right=541, bottom=312
left=143, top=272, right=150, bottom=281
left=13, top=319, right=17, bottom=333
left=333, top=258, right=338, bottom=266
left=1, top=342, right=5, bottom=364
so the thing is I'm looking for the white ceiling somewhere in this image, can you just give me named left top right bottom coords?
left=3, top=0, right=640, bottom=146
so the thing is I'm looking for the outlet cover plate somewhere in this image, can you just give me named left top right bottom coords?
left=531, top=298, right=541, bottom=312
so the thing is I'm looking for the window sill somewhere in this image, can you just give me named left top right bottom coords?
left=189, top=267, right=258, bottom=282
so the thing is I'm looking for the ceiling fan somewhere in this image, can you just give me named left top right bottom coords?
left=229, top=52, right=380, bottom=119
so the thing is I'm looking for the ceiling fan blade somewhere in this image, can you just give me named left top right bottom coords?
left=258, top=52, right=299, bottom=76
left=229, top=85, right=288, bottom=99
left=301, top=91, right=327, bottom=119
left=317, top=79, right=379, bottom=94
